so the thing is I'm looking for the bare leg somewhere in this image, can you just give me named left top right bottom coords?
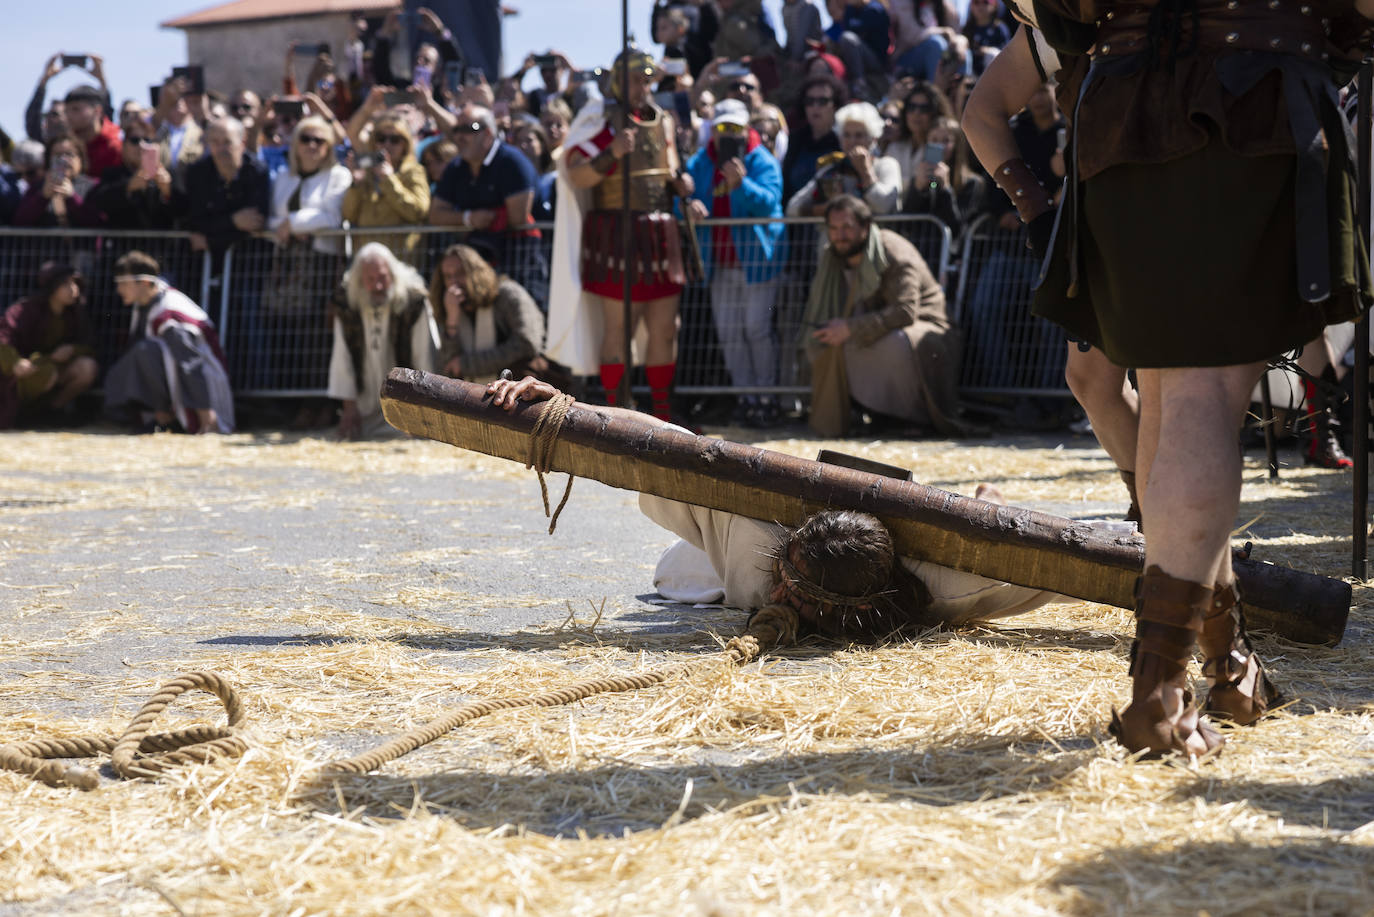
left=1295, top=332, right=1338, bottom=380
left=49, top=356, right=98, bottom=409
left=642, top=294, right=681, bottom=420
left=598, top=295, right=645, bottom=364
left=1064, top=344, right=1139, bottom=472
left=1113, top=363, right=1265, bottom=757
left=196, top=408, right=219, bottom=433
left=641, top=294, right=680, bottom=367
left=1140, top=364, right=1263, bottom=579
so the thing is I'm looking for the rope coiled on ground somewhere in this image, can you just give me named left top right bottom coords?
left=0, top=671, right=247, bottom=790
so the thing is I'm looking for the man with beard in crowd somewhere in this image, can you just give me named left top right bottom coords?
left=328, top=243, right=439, bottom=440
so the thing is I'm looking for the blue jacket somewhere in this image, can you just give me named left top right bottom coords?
left=825, top=2, right=891, bottom=61
left=681, top=140, right=784, bottom=284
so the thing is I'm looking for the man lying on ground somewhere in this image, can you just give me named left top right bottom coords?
left=486, top=375, right=1061, bottom=646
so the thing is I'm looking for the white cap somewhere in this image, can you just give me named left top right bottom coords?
left=711, top=98, right=750, bottom=128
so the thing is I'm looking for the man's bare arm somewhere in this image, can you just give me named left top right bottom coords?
left=486, top=376, right=671, bottom=428
left=962, top=27, right=1042, bottom=173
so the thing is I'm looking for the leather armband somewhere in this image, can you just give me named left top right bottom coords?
left=590, top=147, right=616, bottom=176
left=992, top=158, right=1054, bottom=225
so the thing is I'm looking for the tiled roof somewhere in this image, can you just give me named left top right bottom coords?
left=163, top=0, right=400, bottom=29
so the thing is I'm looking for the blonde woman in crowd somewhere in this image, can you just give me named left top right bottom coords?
left=341, top=113, right=431, bottom=259
left=266, top=114, right=352, bottom=423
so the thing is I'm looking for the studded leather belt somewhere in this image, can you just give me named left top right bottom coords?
left=1090, top=0, right=1332, bottom=61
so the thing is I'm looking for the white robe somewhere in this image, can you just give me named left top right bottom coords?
left=326, top=292, right=440, bottom=423
left=544, top=99, right=605, bottom=376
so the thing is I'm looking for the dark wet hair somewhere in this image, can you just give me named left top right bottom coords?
left=773, top=510, right=937, bottom=641
left=34, top=261, right=81, bottom=302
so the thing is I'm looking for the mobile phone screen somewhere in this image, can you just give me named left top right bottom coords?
left=172, top=65, right=205, bottom=95
left=922, top=143, right=945, bottom=165
left=140, top=143, right=160, bottom=180
left=444, top=62, right=463, bottom=94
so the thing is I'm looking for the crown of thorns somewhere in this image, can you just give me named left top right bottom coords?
left=773, top=552, right=893, bottom=609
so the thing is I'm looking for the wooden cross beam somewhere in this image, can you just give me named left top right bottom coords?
left=381, top=369, right=1351, bottom=645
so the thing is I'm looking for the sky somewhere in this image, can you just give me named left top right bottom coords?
left=0, top=0, right=801, bottom=141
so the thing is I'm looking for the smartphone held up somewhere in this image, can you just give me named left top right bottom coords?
left=139, top=143, right=160, bottom=181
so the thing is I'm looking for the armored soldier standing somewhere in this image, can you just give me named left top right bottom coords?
left=549, top=46, right=694, bottom=420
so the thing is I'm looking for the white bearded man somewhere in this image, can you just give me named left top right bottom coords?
left=328, top=242, right=440, bottom=440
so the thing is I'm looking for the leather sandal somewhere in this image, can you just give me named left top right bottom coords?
left=1109, top=566, right=1223, bottom=758
left=1199, top=582, right=1280, bottom=725
left=1119, top=469, right=1142, bottom=527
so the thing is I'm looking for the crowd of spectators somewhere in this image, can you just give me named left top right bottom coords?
left=0, top=0, right=1067, bottom=433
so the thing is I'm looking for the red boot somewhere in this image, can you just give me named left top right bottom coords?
left=1303, top=379, right=1353, bottom=469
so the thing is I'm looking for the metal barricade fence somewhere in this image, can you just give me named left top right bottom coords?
left=0, top=217, right=971, bottom=403
left=212, top=215, right=949, bottom=399
left=0, top=228, right=211, bottom=381
left=218, top=224, right=553, bottom=397
left=674, top=213, right=952, bottom=394
left=952, top=214, right=1071, bottom=396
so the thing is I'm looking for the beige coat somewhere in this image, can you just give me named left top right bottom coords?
left=341, top=158, right=431, bottom=259
left=837, top=228, right=963, bottom=432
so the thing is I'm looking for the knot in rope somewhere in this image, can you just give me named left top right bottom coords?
left=525, top=392, right=577, bottom=534
left=0, top=671, right=247, bottom=790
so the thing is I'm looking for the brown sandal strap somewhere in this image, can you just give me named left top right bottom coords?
left=1204, top=582, right=1242, bottom=622
left=1136, top=566, right=1212, bottom=618
left=1133, top=621, right=1198, bottom=665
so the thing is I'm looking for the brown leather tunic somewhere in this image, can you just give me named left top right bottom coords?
left=1035, top=0, right=1374, bottom=181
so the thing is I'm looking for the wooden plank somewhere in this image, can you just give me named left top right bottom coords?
left=382, top=369, right=1351, bottom=645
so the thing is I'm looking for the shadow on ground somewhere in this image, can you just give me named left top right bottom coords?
left=298, top=731, right=1100, bottom=838
left=1049, top=836, right=1374, bottom=916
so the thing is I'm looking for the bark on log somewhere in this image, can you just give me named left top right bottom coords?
left=382, top=370, right=1351, bottom=645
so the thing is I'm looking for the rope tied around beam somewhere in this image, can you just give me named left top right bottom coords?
left=0, top=671, right=247, bottom=790
left=319, top=634, right=765, bottom=779
left=526, top=392, right=578, bottom=534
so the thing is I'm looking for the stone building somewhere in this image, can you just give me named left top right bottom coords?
left=161, top=0, right=401, bottom=100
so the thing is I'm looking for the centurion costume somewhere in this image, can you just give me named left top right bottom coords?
left=545, top=46, right=687, bottom=416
